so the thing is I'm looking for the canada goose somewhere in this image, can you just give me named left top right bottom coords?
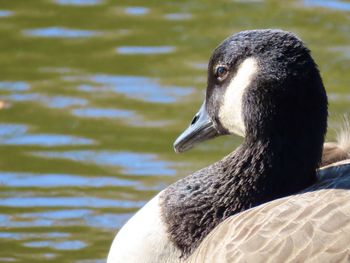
left=107, top=29, right=350, bottom=263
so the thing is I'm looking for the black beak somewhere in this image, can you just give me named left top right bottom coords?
left=173, top=102, right=221, bottom=153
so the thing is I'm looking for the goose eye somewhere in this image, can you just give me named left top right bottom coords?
left=215, top=66, right=228, bottom=80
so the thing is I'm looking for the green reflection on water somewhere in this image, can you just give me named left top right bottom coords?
left=0, top=0, right=349, bottom=262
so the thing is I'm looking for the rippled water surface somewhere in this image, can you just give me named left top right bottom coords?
left=0, top=0, right=349, bottom=262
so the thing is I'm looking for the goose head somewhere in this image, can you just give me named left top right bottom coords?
left=174, top=29, right=328, bottom=156
left=166, top=29, right=329, bottom=257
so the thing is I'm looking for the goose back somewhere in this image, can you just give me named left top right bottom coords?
left=185, top=161, right=350, bottom=263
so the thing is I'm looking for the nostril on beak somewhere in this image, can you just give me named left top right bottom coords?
left=191, top=114, right=200, bottom=125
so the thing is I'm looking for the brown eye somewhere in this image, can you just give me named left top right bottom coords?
left=215, top=66, right=228, bottom=80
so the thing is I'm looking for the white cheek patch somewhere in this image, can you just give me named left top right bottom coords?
left=218, top=57, right=258, bottom=136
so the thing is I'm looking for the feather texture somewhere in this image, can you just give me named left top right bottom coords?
left=185, top=161, right=350, bottom=263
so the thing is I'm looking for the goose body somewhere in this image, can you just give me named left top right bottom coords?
left=107, top=29, right=350, bottom=263
left=185, top=161, right=350, bottom=263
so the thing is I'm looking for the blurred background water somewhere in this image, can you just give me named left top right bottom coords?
left=0, top=0, right=349, bottom=262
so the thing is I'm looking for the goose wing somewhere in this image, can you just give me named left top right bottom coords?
left=185, top=161, right=350, bottom=263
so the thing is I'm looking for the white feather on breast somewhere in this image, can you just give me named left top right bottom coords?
left=107, top=192, right=182, bottom=263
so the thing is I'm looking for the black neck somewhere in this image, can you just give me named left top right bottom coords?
left=161, top=136, right=318, bottom=257
left=233, top=137, right=317, bottom=204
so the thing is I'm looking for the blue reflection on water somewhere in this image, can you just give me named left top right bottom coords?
left=24, top=27, right=99, bottom=38
left=24, top=210, right=91, bottom=220
left=2, top=134, right=93, bottom=147
left=304, top=0, right=350, bottom=11
left=0, top=197, right=145, bottom=208
left=0, top=172, right=138, bottom=188
left=85, top=213, right=133, bottom=229
left=46, top=96, right=88, bottom=108
left=116, top=46, right=175, bottom=55
left=55, top=0, right=102, bottom=5
left=0, top=233, right=21, bottom=239
left=0, top=81, right=29, bottom=91
left=36, top=151, right=175, bottom=175
left=0, top=210, right=90, bottom=228
left=0, top=124, right=94, bottom=147
left=32, top=150, right=176, bottom=176
left=0, top=232, right=69, bottom=240
left=124, top=7, right=149, bottom=15
left=0, top=210, right=133, bottom=230
left=0, top=124, right=27, bottom=137
left=0, top=214, right=52, bottom=228
left=71, top=106, right=171, bottom=127
left=75, top=75, right=193, bottom=103
left=2, top=93, right=88, bottom=108
left=0, top=10, right=12, bottom=17
left=25, top=240, right=86, bottom=250
left=72, top=107, right=133, bottom=119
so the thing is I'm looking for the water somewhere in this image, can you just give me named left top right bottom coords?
left=0, top=10, right=12, bottom=17
left=54, top=0, right=103, bottom=6
left=24, top=27, right=100, bottom=38
left=116, top=46, right=176, bottom=55
left=304, top=0, right=350, bottom=11
left=123, top=7, right=149, bottom=16
left=0, top=1, right=349, bottom=262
